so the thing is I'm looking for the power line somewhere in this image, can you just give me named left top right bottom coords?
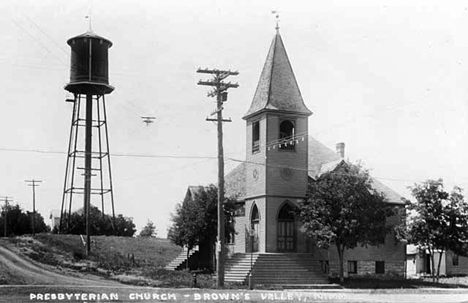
left=11, top=18, right=68, bottom=66
left=225, top=157, right=468, bottom=188
left=22, top=14, right=70, bottom=57
left=0, top=147, right=218, bottom=159
left=0, top=145, right=466, bottom=187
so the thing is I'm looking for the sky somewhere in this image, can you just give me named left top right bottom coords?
left=1, top=0, right=467, bottom=238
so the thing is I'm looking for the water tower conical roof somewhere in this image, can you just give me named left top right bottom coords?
left=67, top=30, right=113, bottom=47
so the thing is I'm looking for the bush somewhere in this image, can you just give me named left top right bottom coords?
left=73, top=250, right=85, bottom=261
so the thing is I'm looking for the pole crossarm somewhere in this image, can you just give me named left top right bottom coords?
left=197, top=80, right=239, bottom=89
left=197, top=68, right=239, bottom=77
left=206, top=118, right=232, bottom=122
left=0, top=196, right=13, bottom=203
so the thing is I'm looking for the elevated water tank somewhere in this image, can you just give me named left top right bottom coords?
left=65, top=31, right=114, bottom=95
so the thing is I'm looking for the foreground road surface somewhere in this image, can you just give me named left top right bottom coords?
left=2, top=285, right=468, bottom=303
left=1, top=242, right=468, bottom=303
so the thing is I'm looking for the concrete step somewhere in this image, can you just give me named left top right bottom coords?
left=165, top=248, right=198, bottom=271
left=224, top=253, right=328, bottom=286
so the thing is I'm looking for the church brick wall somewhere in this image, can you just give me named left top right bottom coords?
left=265, top=115, right=308, bottom=198
left=231, top=210, right=247, bottom=254
left=238, top=198, right=268, bottom=253
left=318, top=233, right=406, bottom=277
left=315, top=211, right=406, bottom=277
left=445, top=251, right=468, bottom=276
left=245, top=116, right=267, bottom=198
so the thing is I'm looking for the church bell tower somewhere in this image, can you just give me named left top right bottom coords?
left=243, top=25, right=312, bottom=253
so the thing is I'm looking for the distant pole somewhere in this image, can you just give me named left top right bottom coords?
left=25, top=180, right=42, bottom=237
left=1, top=197, right=12, bottom=237
left=197, top=68, right=239, bottom=287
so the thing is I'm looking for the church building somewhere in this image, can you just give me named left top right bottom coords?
left=221, top=27, right=406, bottom=282
left=172, top=26, right=406, bottom=284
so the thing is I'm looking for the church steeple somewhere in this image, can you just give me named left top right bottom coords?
left=243, top=30, right=312, bottom=120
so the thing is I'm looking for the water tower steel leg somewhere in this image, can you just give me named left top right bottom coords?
left=68, top=95, right=82, bottom=229
left=85, top=93, right=93, bottom=255
left=102, top=96, right=116, bottom=230
left=96, top=95, right=105, bottom=218
left=60, top=96, right=78, bottom=232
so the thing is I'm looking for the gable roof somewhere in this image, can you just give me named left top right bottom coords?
left=243, top=32, right=312, bottom=119
left=185, top=186, right=206, bottom=202
left=225, top=163, right=247, bottom=200
left=308, top=136, right=343, bottom=178
left=224, top=137, right=405, bottom=205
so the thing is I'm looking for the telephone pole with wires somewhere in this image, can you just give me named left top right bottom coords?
left=1, top=196, right=13, bottom=237
left=25, top=179, right=42, bottom=237
left=197, top=68, right=239, bottom=287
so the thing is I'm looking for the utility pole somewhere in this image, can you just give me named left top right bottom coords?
left=25, top=179, right=42, bottom=237
left=0, top=196, right=13, bottom=237
left=197, top=68, right=239, bottom=287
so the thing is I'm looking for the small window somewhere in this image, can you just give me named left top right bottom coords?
left=375, top=261, right=385, bottom=274
left=225, top=217, right=235, bottom=244
left=279, top=120, right=295, bottom=151
left=226, top=231, right=235, bottom=244
left=320, top=260, right=330, bottom=274
left=348, top=261, right=357, bottom=274
left=252, top=121, right=260, bottom=153
left=453, top=253, right=459, bottom=267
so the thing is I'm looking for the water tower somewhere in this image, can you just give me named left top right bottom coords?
left=59, top=30, right=116, bottom=244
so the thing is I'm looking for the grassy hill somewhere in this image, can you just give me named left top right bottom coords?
left=28, top=233, right=182, bottom=269
left=6, top=233, right=216, bottom=287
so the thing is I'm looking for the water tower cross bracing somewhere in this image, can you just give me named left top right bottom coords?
left=60, top=30, right=116, bottom=232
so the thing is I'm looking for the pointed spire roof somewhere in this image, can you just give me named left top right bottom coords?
left=243, top=31, right=312, bottom=119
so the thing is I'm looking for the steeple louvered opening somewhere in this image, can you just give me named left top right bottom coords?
left=279, top=119, right=295, bottom=151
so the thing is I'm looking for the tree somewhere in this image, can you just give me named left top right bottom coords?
left=167, top=184, right=236, bottom=269
left=61, top=206, right=136, bottom=237
left=0, top=204, right=49, bottom=236
left=400, top=179, right=468, bottom=282
left=139, top=220, right=157, bottom=237
left=298, top=162, right=398, bottom=283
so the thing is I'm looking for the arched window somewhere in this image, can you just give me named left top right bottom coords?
left=250, top=204, right=259, bottom=252
left=278, top=203, right=295, bottom=221
left=252, top=121, right=260, bottom=153
left=251, top=204, right=259, bottom=223
left=279, top=120, right=295, bottom=150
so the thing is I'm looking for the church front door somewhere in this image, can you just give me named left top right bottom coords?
left=277, top=203, right=296, bottom=252
left=252, top=221, right=259, bottom=252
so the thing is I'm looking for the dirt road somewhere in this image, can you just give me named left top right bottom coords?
left=0, top=243, right=118, bottom=286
